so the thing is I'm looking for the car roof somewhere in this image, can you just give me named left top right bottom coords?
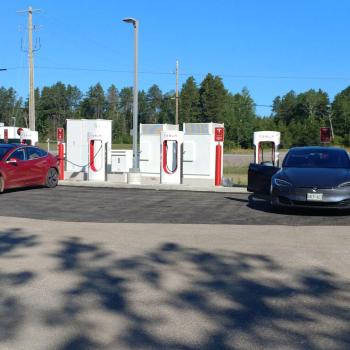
left=0, top=144, right=17, bottom=149
left=0, top=143, right=31, bottom=148
left=289, top=146, right=347, bottom=152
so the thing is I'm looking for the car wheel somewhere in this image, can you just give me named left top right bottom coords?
left=46, top=168, right=58, bottom=188
left=0, top=177, right=4, bottom=194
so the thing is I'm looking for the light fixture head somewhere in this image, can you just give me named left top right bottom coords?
left=122, top=17, right=137, bottom=26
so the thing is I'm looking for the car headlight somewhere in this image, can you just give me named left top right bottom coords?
left=338, top=181, right=350, bottom=188
left=274, top=178, right=292, bottom=187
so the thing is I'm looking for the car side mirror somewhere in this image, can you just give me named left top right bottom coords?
left=6, top=158, right=18, bottom=165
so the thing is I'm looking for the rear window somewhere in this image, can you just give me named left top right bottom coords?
left=27, top=147, right=47, bottom=160
left=0, top=145, right=15, bottom=160
left=283, top=149, right=350, bottom=169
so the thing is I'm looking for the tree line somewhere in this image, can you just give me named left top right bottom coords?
left=1, top=73, right=350, bottom=148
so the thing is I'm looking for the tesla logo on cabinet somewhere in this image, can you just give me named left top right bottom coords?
left=215, top=127, right=225, bottom=142
left=57, top=128, right=64, bottom=143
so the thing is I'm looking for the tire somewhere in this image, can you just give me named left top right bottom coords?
left=46, top=168, right=58, bottom=188
left=0, top=176, right=4, bottom=194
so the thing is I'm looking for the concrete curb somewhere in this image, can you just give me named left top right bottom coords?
left=59, top=180, right=248, bottom=193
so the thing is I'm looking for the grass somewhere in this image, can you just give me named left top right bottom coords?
left=223, top=165, right=248, bottom=186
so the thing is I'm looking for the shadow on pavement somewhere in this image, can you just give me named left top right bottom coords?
left=0, top=228, right=38, bottom=342
left=43, top=238, right=350, bottom=350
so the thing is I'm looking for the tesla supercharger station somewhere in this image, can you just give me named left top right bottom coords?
left=183, top=123, right=224, bottom=186
left=140, top=124, right=179, bottom=176
left=87, top=130, right=107, bottom=181
left=253, top=131, right=281, bottom=166
left=0, top=126, right=38, bottom=145
left=160, top=130, right=184, bottom=185
left=66, top=119, right=112, bottom=180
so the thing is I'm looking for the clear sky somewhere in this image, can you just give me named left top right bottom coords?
left=1, top=0, right=349, bottom=115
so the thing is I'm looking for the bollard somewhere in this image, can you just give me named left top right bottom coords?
left=215, top=143, right=222, bottom=186
left=58, top=143, right=65, bottom=180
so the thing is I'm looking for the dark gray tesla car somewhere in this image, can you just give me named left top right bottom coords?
left=248, top=146, right=350, bottom=209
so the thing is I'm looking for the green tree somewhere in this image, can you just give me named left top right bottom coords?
left=146, top=84, right=162, bottom=124
left=38, top=82, right=82, bottom=139
left=0, top=87, right=23, bottom=127
left=224, top=88, right=256, bottom=148
left=118, top=87, right=133, bottom=142
left=332, top=86, right=350, bottom=145
left=199, top=73, right=227, bottom=123
left=272, top=91, right=298, bottom=124
left=159, top=91, right=175, bottom=124
left=79, top=83, right=106, bottom=119
left=138, top=90, right=148, bottom=125
left=106, top=85, right=120, bottom=142
left=296, top=89, right=329, bottom=121
left=179, top=76, right=200, bottom=123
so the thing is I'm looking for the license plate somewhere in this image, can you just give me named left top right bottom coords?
left=307, top=193, right=323, bottom=201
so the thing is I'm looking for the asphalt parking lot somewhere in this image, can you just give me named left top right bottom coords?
left=1, top=186, right=350, bottom=225
left=1, top=186, right=350, bottom=350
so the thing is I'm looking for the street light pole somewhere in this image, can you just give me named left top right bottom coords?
left=123, top=17, right=139, bottom=171
left=175, top=60, right=179, bottom=125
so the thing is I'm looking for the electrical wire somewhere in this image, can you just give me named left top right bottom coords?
left=5, top=65, right=350, bottom=82
left=62, top=144, right=103, bottom=169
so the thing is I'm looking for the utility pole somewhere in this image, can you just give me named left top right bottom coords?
left=175, top=60, right=179, bottom=125
left=18, top=6, right=41, bottom=131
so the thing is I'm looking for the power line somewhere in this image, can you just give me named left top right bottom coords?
left=8, top=66, right=350, bottom=81
left=5, top=65, right=350, bottom=82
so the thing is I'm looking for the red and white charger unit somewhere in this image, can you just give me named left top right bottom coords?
left=88, top=131, right=106, bottom=181
left=253, top=131, right=280, bottom=166
left=160, top=130, right=184, bottom=185
left=183, top=123, right=224, bottom=186
left=66, top=119, right=112, bottom=177
left=0, top=126, right=38, bottom=145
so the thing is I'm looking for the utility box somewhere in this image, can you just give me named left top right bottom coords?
left=140, top=124, right=178, bottom=175
left=66, top=119, right=112, bottom=174
left=111, top=150, right=133, bottom=172
left=183, top=123, right=224, bottom=186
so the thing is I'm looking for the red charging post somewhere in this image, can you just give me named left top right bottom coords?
left=320, top=127, right=331, bottom=143
left=214, top=127, right=224, bottom=186
left=215, top=144, right=222, bottom=186
left=4, top=129, right=8, bottom=144
left=57, top=128, right=65, bottom=180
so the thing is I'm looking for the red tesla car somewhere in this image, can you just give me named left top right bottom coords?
left=0, top=144, right=59, bottom=193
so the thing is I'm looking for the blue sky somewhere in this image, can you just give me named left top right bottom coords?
left=1, top=0, right=350, bottom=115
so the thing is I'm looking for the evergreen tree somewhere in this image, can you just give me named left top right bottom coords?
left=199, top=73, right=227, bottom=123
left=332, top=86, right=350, bottom=145
left=159, top=91, right=175, bottom=124
left=146, top=84, right=162, bottom=124
left=179, top=76, right=200, bottom=123
left=119, top=87, right=133, bottom=142
left=106, top=85, right=120, bottom=141
left=80, top=83, right=106, bottom=119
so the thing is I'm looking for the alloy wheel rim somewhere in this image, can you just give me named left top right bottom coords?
left=48, top=170, right=58, bottom=186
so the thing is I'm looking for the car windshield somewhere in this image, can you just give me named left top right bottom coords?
left=0, top=145, right=15, bottom=160
left=283, top=149, right=350, bottom=169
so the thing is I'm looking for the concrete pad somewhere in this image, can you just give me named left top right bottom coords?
left=59, top=179, right=248, bottom=193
